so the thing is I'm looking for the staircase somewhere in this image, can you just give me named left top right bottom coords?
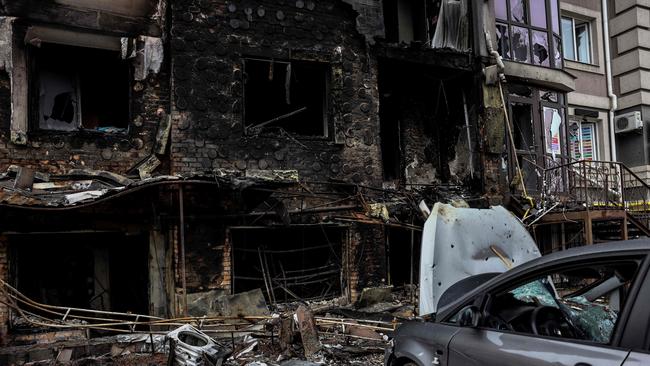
left=541, top=160, right=650, bottom=239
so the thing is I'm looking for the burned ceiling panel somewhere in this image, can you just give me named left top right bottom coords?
left=341, top=0, right=385, bottom=44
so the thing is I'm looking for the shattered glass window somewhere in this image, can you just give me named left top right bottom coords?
left=532, top=31, right=550, bottom=66
left=509, top=84, right=533, bottom=98
left=540, top=90, right=558, bottom=103
left=554, top=35, right=562, bottom=68
left=496, top=23, right=511, bottom=59
left=511, top=26, right=530, bottom=63
left=493, top=0, right=562, bottom=68
left=510, top=0, right=528, bottom=24
left=486, top=261, right=640, bottom=344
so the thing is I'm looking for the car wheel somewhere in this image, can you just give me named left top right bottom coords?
left=402, top=363, right=417, bottom=366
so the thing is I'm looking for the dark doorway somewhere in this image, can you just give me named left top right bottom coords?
left=387, top=227, right=421, bottom=286
left=10, top=232, right=149, bottom=315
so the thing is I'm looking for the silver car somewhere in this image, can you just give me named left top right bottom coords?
left=385, top=239, right=650, bottom=366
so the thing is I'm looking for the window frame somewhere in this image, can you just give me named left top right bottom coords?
left=241, top=57, right=331, bottom=139
left=495, top=0, right=563, bottom=69
left=562, top=16, right=593, bottom=64
left=569, top=119, right=599, bottom=161
left=26, top=42, right=132, bottom=136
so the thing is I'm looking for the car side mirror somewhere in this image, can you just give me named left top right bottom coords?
left=458, top=306, right=481, bottom=328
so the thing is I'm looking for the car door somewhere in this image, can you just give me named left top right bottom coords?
left=446, top=258, right=645, bottom=366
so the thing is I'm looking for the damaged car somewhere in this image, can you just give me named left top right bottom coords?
left=385, top=203, right=650, bottom=366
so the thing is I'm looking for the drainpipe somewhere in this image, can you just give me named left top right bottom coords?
left=602, top=0, right=618, bottom=162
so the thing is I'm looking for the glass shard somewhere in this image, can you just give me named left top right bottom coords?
left=511, top=26, right=530, bottom=63
left=532, top=31, right=549, bottom=66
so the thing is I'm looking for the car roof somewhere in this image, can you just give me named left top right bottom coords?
left=435, top=238, right=650, bottom=319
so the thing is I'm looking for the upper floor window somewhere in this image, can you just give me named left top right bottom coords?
left=243, top=58, right=329, bottom=137
left=495, top=0, right=562, bottom=68
left=31, top=43, right=130, bottom=133
left=562, top=17, right=591, bottom=64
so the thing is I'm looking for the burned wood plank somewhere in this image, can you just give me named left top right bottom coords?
left=295, top=305, right=320, bottom=358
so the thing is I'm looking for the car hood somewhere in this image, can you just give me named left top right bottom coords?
left=419, top=203, right=541, bottom=316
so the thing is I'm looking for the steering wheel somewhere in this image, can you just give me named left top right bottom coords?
left=530, top=306, right=577, bottom=339
left=483, top=314, right=513, bottom=331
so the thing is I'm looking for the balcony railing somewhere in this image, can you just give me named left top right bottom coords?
left=542, top=160, right=650, bottom=229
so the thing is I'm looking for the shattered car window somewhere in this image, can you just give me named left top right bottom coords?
left=485, top=261, right=639, bottom=344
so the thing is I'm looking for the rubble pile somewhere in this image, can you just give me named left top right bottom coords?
left=0, top=286, right=416, bottom=366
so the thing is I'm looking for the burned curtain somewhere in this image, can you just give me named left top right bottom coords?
left=431, top=0, right=470, bottom=52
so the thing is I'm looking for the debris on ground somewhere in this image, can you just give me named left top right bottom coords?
left=0, top=284, right=418, bottom=365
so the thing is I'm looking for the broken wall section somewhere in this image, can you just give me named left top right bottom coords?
left=378, top=59, right=478, bottom=186
left=169, top=0, right=383, bottom=187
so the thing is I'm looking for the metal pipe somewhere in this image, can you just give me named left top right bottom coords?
left=178, top=185, right=188, bottom=316
left=462, top=90, right=475, bottom=177
left=602, top=0, right=618, bottom=162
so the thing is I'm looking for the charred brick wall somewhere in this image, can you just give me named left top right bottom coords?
left=169, top=0, right=383, bottom=186
left=347, top=224, right=386, bottom=299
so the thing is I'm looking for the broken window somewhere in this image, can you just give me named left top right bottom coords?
left=243, top=59, right=328, bottom=137
left=570, top=120, right=598, bottom=161
left=30, top=43, right=130, bottom=133
left=493, top=0, right=562, bottom=68
left=230, top=227, right=344, bottom=303
left=484, top=260, right=640, bottom=344
left=383, top=0, right=437, bottom=44
left=562, top=17, right=592, bottom=64
left=496, top=23, right=511, bottom=59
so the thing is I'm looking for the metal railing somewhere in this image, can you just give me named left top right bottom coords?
left=542, top=160, right=650, bottom=230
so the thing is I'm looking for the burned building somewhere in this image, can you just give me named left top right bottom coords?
left=0, top=0, right=633, bottom=351
left=0, top=0, right=486, bottom=345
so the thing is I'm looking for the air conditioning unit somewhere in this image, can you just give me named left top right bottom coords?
left=615, top=111, right=643, bottom=134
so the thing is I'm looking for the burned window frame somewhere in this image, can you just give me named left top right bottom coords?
left=495, top=0, right=563, bottom=69
left=506, top=84, right=568, bottom=194
left=241, top=57, right=331, bottom=139
left=26, top=42, right=132, bottom=136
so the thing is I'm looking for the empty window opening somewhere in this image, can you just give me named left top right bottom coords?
left=243, top=59, right=328, bottom=136
left=10, top=232, right=149, bottom=317
left=31, top=43, right=130, bottom=133
left=231, top=227, right=344, bottom=303
left=383, top=0, right=437, bottom=44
